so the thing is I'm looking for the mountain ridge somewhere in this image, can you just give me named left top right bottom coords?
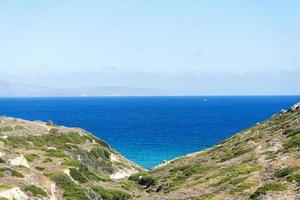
left=0, top=80, right=167, bottom=97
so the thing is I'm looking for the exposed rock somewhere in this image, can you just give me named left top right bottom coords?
left=291, top=102, right=300, bottom=111
left=0, top=187, right=29, bottom=200
left=8, top=154, right=30, bottom=168
left=110, top=168, right=137, bottom=179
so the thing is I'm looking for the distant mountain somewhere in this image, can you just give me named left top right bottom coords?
left=0, top=81, right=167, bottom=97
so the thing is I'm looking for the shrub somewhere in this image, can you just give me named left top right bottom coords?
left=25, top=154, right=40, bottom=162
left=0, top=157, right=5, bottom=163
left=0, top=167, right=24, bottom=178
left=46, top=149, right=65, bottom=158
left=14, top=125, right=25, bottom=130
left=46, top=172, right=88, bottom=199
left=129, top=172, right=156, bottom=188
left=275, top=166, right=297, bottom=178
left=91, top=185, right=131, bottom=200
left=0, top=126, right=14, bottom=132
left=288, top=173, right=300, bottom=185
left=250, top=183, right=287, bottom=199
left=49, top=128, right=59, bottom=134
left=283, top=128, right=300, bottom=138
left=35, top=166, right=45, bottom=171
left=69, top=168, right=88, bottom=183
left=46, top=120, right=54, bottom=126
left=63, top=158, right=80, bottom=167
left=284, top=134, right=300, bottom=150
left=24, top=184, right=47, bottom=197
left=0, top=184, right=12, bottom=190
left=43, top=158, right=53, bottom=163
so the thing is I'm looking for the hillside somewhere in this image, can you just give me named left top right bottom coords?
left=0, top=103, right=300, bottom=200
left=0, top=117, right=144, bottom=200
left=135, top=103, right=300, bottom=199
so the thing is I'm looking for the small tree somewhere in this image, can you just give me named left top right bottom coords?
left=46, top=120, right=54, bottom=126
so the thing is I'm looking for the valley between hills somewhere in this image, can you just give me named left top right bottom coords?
left=0, top=103, right=299, bottom=200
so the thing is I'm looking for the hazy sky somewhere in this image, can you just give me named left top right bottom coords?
left=0, top=0, right=299, bottom=95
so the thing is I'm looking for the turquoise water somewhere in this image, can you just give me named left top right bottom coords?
left=0, top=96, right=299, bottom=168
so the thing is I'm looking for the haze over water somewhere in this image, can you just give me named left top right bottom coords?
left=0, top=96, right=299, bottom=168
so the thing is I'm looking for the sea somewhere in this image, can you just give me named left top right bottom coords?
left=0, top=96, right=299, bottom=169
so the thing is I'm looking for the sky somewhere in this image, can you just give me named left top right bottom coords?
left=0, top=0, right=299, bottom=95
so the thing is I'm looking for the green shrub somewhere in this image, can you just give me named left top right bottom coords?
left=283, top=128, right=300, bottom=138
left=250, top=183, right=287, bottom=199
left=46, top=172, right=87, bottom=199
left=0, top=126, right=14, bottom=132
left=46, top=149, right=65, bottom=158
left=46, top=120, right=54, bottom=126
left=92, top=185, right=131, bottom=200
left=25, top=154, right=39, bottom=162
left=14, top=125, right=25, bottom=130
left=43, top=158, right=53, bottom=163
left=35, top=166, right=45, bottom=171
left=220, top=146, right=252, bottom=162
left=0, top=157, right=5, bottom=163
left=288, top=173, right=300, bottom=185
left=275, top=166, right=297, bottom=178
left=0, top=184, right=12, bottom=190
left=69, top=168, right=88, bottom=183
left=74, top=146, right=114, bottom=174
left=24, top=184, right=47, bottom=197
left=229, top=182, right=255, bottom=194
left=4, top=136, right=29, bottom=148
left=63, top=158, right=80, bottom=167
left=129, top=172, right=156, bottom=188
left=284, top=134, right=300, bottom=150
left=0, top=167, right=24, bottom=177
left=49, top=128, right=59, bottom=134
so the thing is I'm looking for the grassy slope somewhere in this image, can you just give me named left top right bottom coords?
left=129, top=105, right=300, bottom=199
left=0, top=117, right=143, bottom=200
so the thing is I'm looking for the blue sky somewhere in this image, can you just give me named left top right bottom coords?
left=0, top=0, right=299, bottom=95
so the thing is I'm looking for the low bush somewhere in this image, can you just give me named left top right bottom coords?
left=14, top=125, right=25, bottom=130
left=129, top=172, right=156, bottom=188
left=91, top=185, right=131, bottom=200
left=24, top=184, right=47, bottom=197
left=250, top=183, right=287, bottom=199
left=284, top=134, right=300, bottom=150
left=25, top=154, right=40, bottom=162
left=0, top=126, right=14, bottom=132
left=46, top=172, right=88, bottom=199
left=0, top=167, right=24, bottom=177
left=35, top=166, right=45, bottom=171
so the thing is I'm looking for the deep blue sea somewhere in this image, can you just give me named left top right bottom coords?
left=0, top=96, right=299, bottom=169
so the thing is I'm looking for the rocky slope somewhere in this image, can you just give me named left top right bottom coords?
left=134, top=103, right=300, bottom=200
left=0, top=103, right=300, bottom=200
left=0, top=117, right=143, bottom=200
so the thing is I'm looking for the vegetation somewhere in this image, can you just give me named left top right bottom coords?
left=24, top=153, right=40, bottom=162
left=14, top=125, right=25, bottom=130
left=0, top=126, right=14, bottom=132
left=91, top=185, right=131, bottom=200
left=46, top=120, right=54, bottom=126
left=250, top=183, right=287, bottom=199
left=129, top=172, right=156, bottom=188
left=24, top=184, right=47, bottom=197
left=0, top=167, right=24, bottom=178
left=46, top=172, right=88, bottom=199
left=0, top=184, right=12, bottom=190
left=35, top=166, right=45, bottom=171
